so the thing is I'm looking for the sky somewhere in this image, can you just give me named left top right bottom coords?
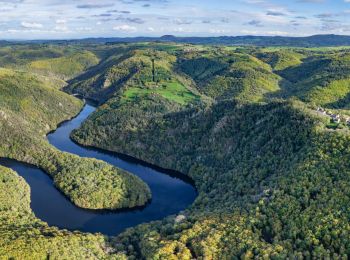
left=1, top=0, right=350, bottom=39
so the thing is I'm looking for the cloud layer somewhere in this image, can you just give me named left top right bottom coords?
left=0, top=0, right=350, bottom=39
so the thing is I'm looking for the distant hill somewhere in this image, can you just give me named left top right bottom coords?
left=11, top=34, right=350, bottom=47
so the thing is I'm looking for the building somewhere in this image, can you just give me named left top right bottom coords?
left=331, top=114, right=341, bottom=123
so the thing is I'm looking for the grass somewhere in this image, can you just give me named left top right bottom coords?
left=326, top=121, right=340, bottom=129
left=123, top=81, right=200, bottom=105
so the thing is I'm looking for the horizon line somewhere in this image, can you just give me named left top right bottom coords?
left=1, top=33, right=350, bottom=42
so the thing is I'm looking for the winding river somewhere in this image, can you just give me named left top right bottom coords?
left=0, top=104, right=196, bottom=236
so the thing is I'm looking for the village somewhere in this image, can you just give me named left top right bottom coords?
left=317, top=107, right=350, bottom=126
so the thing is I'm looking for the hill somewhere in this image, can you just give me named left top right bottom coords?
left=65, top=44, right=204, bottom=104
left=0, top=68, right=150, bottom=210
left=0, top=45, right=100, bottom=82
left=28, top=51, right=99, bottom=80
left=275, top=51, right=350, bottom=109
left=178, top=49, right=281, bottom=102
left=2, top=42, right=350, bottom=258
left=15, top=34, right=350, bottom=47
left=0, top=165, right=120, bottom=258
left=70, top=43, right=350, bottom=258
left=73, top=98, right=350, bottom=258
left=252, top=49, right=305, bottom=71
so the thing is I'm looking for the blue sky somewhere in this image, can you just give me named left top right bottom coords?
left=1, top=0, right=350, bottom=39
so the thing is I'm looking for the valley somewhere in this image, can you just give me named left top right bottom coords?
left=1, top=41, right=350, bottom=259
left=0, top=103, right=196, bottom=236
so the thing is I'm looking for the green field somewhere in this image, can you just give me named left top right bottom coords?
left=123, top=82, right=200, bottom=105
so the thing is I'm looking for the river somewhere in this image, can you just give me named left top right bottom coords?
left=0, top=104, right=196, bottom=236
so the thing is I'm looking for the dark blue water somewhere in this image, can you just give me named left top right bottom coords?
left=0, top=104, right=196, bottom=235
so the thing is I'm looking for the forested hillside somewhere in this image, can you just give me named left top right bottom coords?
left=276, top=51, right=350, bottom=108
left=0, top=45, right=100, bottom=84
left=70, top=43, right=350, bottom=258
left=252, top=49, right=305, bottom=71
left=178, top=50, right=281, bottom=102
left=0, top=165, right=125, bottom=259
left=2, top=42, right=350, bottom=258
left=65, top=44, right=202, bottom=104
left=0, top=68, right=150, bottom=211
left=28, top=51, right=99, bottom=80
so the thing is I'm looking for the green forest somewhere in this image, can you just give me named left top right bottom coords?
left=0, top=66, right=151, bottom=211
left=2, top=42, right=350, bottom=258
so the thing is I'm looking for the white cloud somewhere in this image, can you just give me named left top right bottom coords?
left=54, top=24, right=69, bottom=32
left=76, top=27, right=92, bottom=32
left=56, top=19, right=66, bottom=24
left=21, top=21, right=43, bottom=29
left=240, top=29, right=291, bottom=36
left=265, top=30, right=290, bottom=36
left=209, top=28, right=230, bottom=34
left=0, top=0, right=349, bottom=39
left=113, top=24, right=137, bottom=33
left=173, top=27, right=184, bottom=32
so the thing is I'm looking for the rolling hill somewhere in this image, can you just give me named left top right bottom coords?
left=0, top=68, right=150, bottom=211
left=15, top=34, right=350, bottom=47
left=2, top=42, right=350, bottom=258
left=70, top=43, right=350, bottom=258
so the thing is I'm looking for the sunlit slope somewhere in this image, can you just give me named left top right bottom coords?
left=252, top=49, right=305, bottom=71
left=66, top=44, right=283, bottom=104
left=66, top=46, right=202, bottom=104
left=65, top=46, right=135, bottom=101
left=277, top=52, right=350, bottom=108
left=0, top=45, right=65, bottom=68
left=178, top=50, right=281, bottom=102
left=28, top=51, right=99, bottom=80
left=0, top=45, right=99, bottom=82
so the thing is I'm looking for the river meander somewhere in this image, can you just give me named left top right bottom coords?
left=0, top=104, right=196, bottom=236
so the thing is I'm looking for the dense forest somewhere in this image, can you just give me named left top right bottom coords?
left=0, top=165, right=126, bottom=258
left=2, top=42, right=350, bottom=258
left=0, top=59, right=151, bottom=211
left=71, top=43, right=350, bottom=258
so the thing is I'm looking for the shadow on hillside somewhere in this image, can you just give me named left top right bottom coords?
left=264, top=77, right=296, bottom=100
left=326, top=92, right=350, bottom=109
left=63, top=52, right=134, bottom=104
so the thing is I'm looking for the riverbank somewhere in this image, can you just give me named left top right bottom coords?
left=1, top=104, right=196, bottom=235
